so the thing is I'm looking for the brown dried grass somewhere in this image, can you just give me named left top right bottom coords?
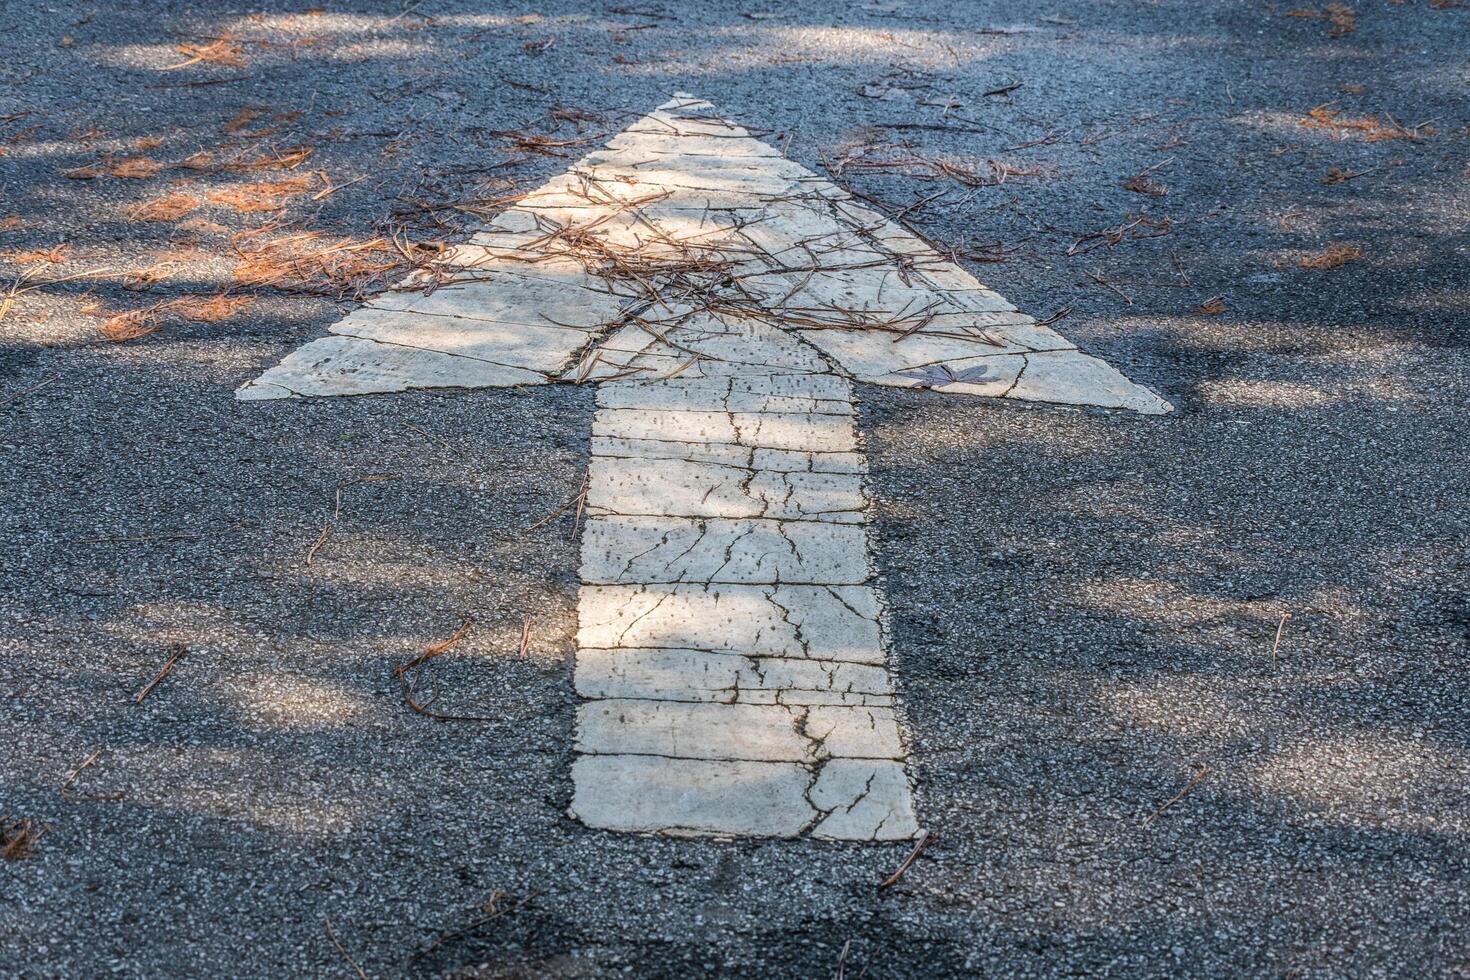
left=1326, top=3, right=1356, bottom=35
left=97, top=307, right=163, bottom=341
left=91, top=291, right=256, bottom=342
left=129, top=193, right=202, bottom=222
left=180, top=150, right=217, bottom=171
left=231, top=230, right=438, bottom=299
left=167, top=37, right=248, bottom=70
left=1299, top=244, right=1364, bottom=269
left=1122, top=173, right=1168, bottom=196
left=119, top=261, right=178, bottom=291
left=168, top=294, right=255, bottom=321
left=484, top=127, right=604, bottom=158
left=833, top=150, right=1046, bottom=188
left=108, top=156, right=167, bottom=179
left=225, top=145, right=314, bottom=173
left=221, top=107, right=264, bottom=135
left=1286, top=3, right=1356, bottom=34
left=65, top=155, right=169, bottom=180
left=1301, top=104, right=1435, bottom=142
left=1321, top=166, right=1375, bottom=185
left=177, top=216, right=231, bottom=236
left=208, top=175, right=315, bottom=213
left=5, top=245, right=69, bottom=265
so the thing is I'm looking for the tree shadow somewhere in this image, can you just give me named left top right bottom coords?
left=2, top=0, right=1468, bottom=976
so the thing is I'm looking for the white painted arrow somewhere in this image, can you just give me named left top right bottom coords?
left=240, top=95, right=1170, bottom=840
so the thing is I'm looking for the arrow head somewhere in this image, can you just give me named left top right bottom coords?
left=239, top=93, right=1170, bottom=415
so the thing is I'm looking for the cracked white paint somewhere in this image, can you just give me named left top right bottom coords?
left=574, top=649, right=895, bottom=706
left=581, top=517, right=871, bottom=585
left=238, top=94, right=1175, bottom=841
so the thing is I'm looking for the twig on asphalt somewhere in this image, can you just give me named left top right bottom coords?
left=73, top=532, right=204, bottom=545
left=145, top=76, right=250, bottom=89
left=1035, top=305, right=1073, bottom=327
left=393, top=616, right=498, bottom=722
left=383, top=0, right=427, bottom=28
left=324, top=917, right=369, bottom=980
left=395, top=616, right=475, bottom=676
left=0, top=375, right=58, bottom=408
left=1170, top=250, right=1193, bottom=287
left=305, top=523, right=334, bottom=567
left=402, top=422, right=459, bottom=453
left=1143, top=766, right=1209, bottom=826
left=879, top=828, right=935, bottom=889
left=411, top=889, right=542, bottom=962
left=517, top=614, right=536, bottom=659
left=60, top=750, right=126, bottom=802
left=529, top=471, right=590, bottom=537
left=134, top=643, right=186, bottom=705
left=1271, top=612, right=1292, bottom=667
left=311, top=174, right=368, bottom=201
left=1004, top=128, right=1068, bottom=151
left=306, top=473, right=398, bottom=567
left=2, top=268, right=120, bottom=325
left=1086, top=269, right=1133, bottom=306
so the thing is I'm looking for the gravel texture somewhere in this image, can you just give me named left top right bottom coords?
left=1, top=0, right=1467, bottom=977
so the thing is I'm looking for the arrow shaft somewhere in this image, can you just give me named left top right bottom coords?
left=569, top=316, right=917, bottom=840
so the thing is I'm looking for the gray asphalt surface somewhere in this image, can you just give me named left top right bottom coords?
left=2, top=1, right=1467, bottom=977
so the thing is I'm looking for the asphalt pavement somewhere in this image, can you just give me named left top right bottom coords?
left=1, top=1, right=1467, bottom=977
